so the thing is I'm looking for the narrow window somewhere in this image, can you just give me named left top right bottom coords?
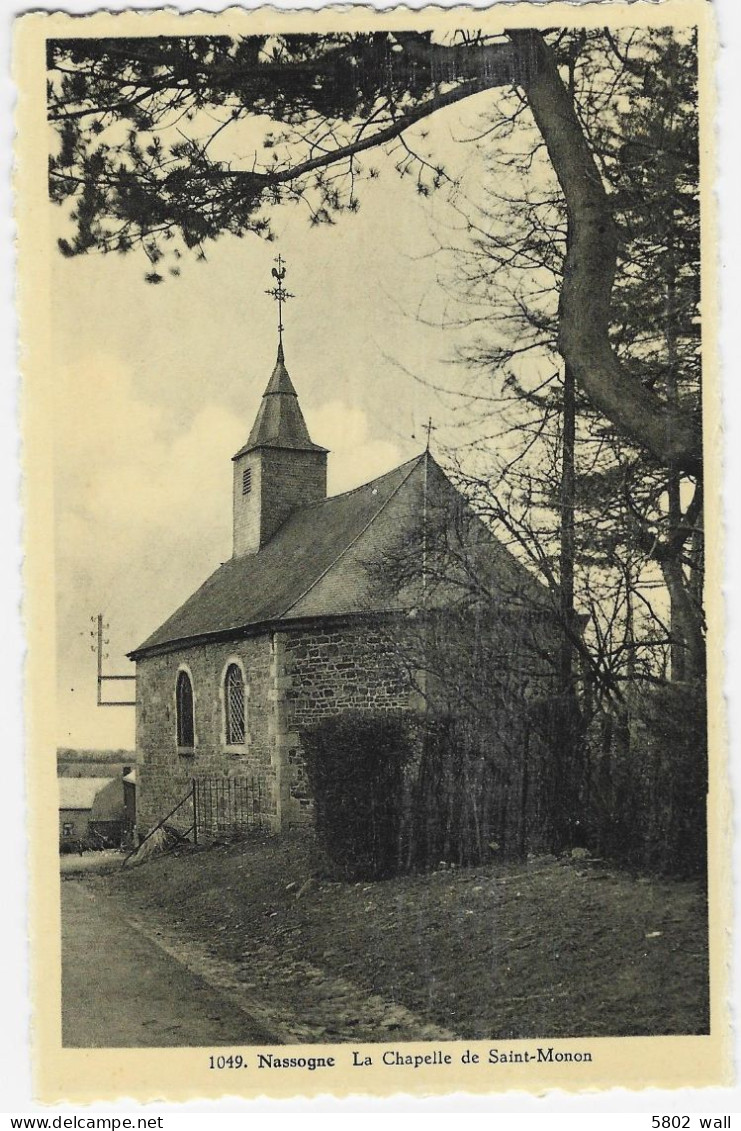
left=242, top=467, right=252, bottom=495
left=225, top=663, right=246, bottom=745
left=62, top=823, right=73, bottom=837
left=176, top=670, right=195, bottom=748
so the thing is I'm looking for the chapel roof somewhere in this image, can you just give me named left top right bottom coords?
left=232, top=344, right=327, bottom=460
left=129, top=453, right=549, bottom=660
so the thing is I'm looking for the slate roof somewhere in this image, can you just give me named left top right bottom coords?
left=59, top=777, right=112, bottom=811
left=130, top=453, right=548, bottom=660
left=232, top=344, right=327, bottom=460
left=90, top=777, right=127, bottom=823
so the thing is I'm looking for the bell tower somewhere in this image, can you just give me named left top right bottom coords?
left=232, top=260, right=328, bottom=557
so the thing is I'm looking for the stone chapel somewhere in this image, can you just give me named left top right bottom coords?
left=129, top=336, right=558, bottom=841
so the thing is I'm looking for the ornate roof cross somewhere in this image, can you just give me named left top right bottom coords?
left=424, top=417, right=436, bottom=452
left=265, top=253, right=295, bottom=348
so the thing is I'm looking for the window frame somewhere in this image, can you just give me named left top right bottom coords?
left=175, top=666, right=196, bottom=754
left=221, top=657, right=248, bottom=751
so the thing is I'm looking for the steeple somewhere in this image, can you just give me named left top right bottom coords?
left=231, top=260, right=329, bottom=557
left=232, top=343, right=327, bottom=460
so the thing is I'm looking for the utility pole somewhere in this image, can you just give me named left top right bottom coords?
left=93, top=613, right=136, bottom=707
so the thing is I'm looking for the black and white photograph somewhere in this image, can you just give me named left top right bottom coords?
left=13, top=0, right=729, bottom=1103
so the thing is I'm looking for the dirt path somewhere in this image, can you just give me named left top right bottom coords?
left=63, top=869, right=457, bottom=1046
left=61, top=878, right=281, bottom=1047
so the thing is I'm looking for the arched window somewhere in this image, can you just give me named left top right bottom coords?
left=225, top=663, right=246, bottom=745
left=176, top=670, right=194, bottom=748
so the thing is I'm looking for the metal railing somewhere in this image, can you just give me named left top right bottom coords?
left=193, top=775, right=269, bottom=842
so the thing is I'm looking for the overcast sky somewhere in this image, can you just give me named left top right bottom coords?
left=51, top=95, right=500, bottom=749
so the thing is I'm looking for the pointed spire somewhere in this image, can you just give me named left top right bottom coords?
left=263, top=342, right=298, bottom=398
left=232, top=343, right=327, bottom=460
left=233, top=258, right=327, bottom=460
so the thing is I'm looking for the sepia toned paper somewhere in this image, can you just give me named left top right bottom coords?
left=14, top=0, right=731, bottom=1104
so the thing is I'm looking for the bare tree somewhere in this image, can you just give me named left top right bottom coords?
left=48, top=28, right=701, bottom=473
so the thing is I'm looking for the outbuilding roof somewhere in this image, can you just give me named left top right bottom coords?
left=58, top=777, right=112, bottom=811
left=130, top=453, right=547, bottom=660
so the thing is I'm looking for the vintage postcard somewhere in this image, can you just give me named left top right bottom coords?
left=15, top=0, right=731, bottom=1104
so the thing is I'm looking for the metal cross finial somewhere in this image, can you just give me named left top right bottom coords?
left=424, top=417, right=436, bottom=452
left=264, top=253, right=295, bottom=347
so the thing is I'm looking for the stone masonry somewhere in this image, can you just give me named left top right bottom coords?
left=232, top=445, right=326, bottom=557
left=135, top=634, right=276, bottom=833
left=131, top=338, right=561, bottom=845
left=135, top=617, right=418, bottom=833
left=276, top=620, right=417, bottom=825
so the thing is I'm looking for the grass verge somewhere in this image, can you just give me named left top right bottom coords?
left=91, top=831, right=709, bottom=1041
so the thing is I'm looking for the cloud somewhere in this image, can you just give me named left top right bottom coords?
left=54, top=364, right=402, bottom=747
left=55, top=357, right=245, bottom=747
left=306, top=400, right=401, bottom=494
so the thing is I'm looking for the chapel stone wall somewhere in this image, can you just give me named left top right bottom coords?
left=134, top=634, right=277, bottom=833
left=276, top=620, right=419, bottom=826
left=134, top=608, right=562, bottom=841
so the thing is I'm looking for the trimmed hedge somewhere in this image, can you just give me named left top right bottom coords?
left=582, top=681, right=707, bottom=877
left=301, top=682, right=707, bottom=880
left=405, top=712, right=510, bottom=868
left=301, top=712, right=413, bottom=879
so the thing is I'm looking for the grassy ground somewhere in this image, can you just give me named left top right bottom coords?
left=92, top=832, right=709, bottom=1041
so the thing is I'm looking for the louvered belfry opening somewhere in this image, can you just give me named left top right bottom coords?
left=225, top=663, right=246, bottom=744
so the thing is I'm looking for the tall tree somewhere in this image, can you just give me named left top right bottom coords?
left=427, top=27, right=702, bottom=691
left=47, top=28, right=702, bottom=474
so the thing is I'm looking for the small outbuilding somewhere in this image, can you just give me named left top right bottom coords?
left=58, top=777, right=111, bottom=847
left=89, top=769, right=135, bottom=847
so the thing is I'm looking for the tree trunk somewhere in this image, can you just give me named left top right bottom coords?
left=662, top=238, right=703, bottom=682
left=558, top=372, right=577, bottom=690
left=660, top=556, right=706, bottom=682
left=508, top=29, right=702, bottom=477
